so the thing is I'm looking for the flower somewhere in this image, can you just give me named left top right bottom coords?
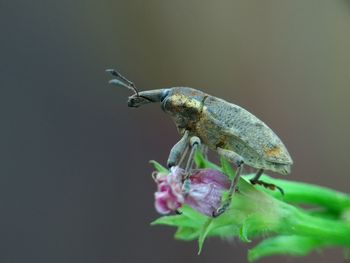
left=184, top=168, right=230, bottom=216
left=153, top=166, right=230, bottom=216
left=153, top=167, right=184, bottom=214
left=152, top=155, right=350, bottom=262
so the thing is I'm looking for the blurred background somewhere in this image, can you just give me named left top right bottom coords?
left=1, top=0, right=350, bottom=262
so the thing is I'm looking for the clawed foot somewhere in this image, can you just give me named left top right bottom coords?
left=212, top=202, right=230, bottom=217
left=175, top=209, right=182, bottom=215
left=250, top=179, right=284, bottom=195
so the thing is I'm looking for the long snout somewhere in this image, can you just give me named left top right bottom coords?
left=128, top=89, right=167, bottom=107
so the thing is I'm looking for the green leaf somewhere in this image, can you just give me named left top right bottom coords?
left=149, top=160, right=169, bottom=173
left=194, top=149, right=206, bottom=168
left=194, top=149, right=222, bottom=170
left=239, top=222, right=252, bottom=243
left=151, top=215, right=184, bottom=226
left=248, top=236, right=325, bottom=262
left=175, top=226, right=199, bottom=240
left=220, top=156, right=236, bottom=179
left=180, top=205, right=208, bottom=226
left=209, top=225, right=240, bottom=238
left=151, top=214, right=200, bottom=228
left=198, top=218, right=214, bottom=254
left=151, top=206, right=208, bottom=229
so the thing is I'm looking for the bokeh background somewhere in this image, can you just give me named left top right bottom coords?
left=2, top=0, right=350, bottom=262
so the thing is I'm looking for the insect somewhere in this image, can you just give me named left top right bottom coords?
left=107, top=69, right=293, bottom=217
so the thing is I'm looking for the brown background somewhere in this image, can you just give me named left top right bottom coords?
left=2, top=0, right=350, bottom=262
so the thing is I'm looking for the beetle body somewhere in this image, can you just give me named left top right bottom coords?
left=160, top=87, right=292, bottom=175
left=107, top=69, right=292, bottom=176
left=108, top=69, right=293, bottom=216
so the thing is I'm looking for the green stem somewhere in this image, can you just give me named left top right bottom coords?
left=280, top=204, right=350, bottom=246
left=245, top=175, right=350, bottom=214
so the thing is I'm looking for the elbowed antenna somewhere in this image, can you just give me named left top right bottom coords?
left=127, top=89, right=168, bottom=107
left=106, top=69, right=168, bottom=108
left=106, top=69, right=139, bottom=96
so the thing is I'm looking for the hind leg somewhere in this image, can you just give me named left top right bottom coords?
left=212, top=148, right=244, bottom=217
left=250, top=169, right=284, bottom=195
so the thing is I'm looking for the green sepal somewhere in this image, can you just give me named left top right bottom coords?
left=151, top=214, right=198, bottom=228
left=194, top=149, right=206, bottom=168
left=194, top=149, right=222, bottom=170
left=220, top=156, right=236, bottom=179
left=248, top=236, right=326, bottom=262
left=149, top=160, right=169, bottom=173
left=198, top=218, right=214, bottom=254
left=175, top=226, right=199, bottom=241
left=239, top=222, right=252, bottom=243
left=151, top=206, right=208, bottom=229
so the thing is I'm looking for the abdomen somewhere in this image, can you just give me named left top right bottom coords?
left=194, top=95, right=293, bottom=174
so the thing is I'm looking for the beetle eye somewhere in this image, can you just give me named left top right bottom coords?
left=160, top=89, right=170, bottom=102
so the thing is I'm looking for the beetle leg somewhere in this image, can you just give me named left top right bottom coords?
left=167, top=130, right=190, bottom=168
left=179, top=136, right=201, bottom=195
left=213, top=148, right=244, bottom=217
left=184, top=136, right=201, bottom=178
left=250, top=169, right=284, bottom=195
left=250, top=168, right=264, bottom=181
left=217, top=148, right=244, bottom=167
left=178, top=145, right=189, bottom=168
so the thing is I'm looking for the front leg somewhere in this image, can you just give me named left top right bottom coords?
left=182, top=136, right=201, bottom=194
left=167, top=130, right=190, bottom=168
left=213, top=148, right=244, bottom=217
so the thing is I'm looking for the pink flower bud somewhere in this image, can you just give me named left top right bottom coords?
left=153, top=167, right=230, bottom=216
left=154, top=167, right=184, bottom=214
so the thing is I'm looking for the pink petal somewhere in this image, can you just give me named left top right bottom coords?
left=154, top=192, right=172, bottom=214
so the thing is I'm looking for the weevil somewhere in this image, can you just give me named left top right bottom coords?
left=107, top=69, right=293, bottom=217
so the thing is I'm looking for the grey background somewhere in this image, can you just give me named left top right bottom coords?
left=1, top=0, right=350, bottom=262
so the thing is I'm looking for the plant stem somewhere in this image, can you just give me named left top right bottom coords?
left=245, top=174, right=350, bottom=214
left=279, top=203, right=350, bottom=246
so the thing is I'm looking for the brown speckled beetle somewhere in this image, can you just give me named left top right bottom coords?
left=107, top=69, right=293, bottom=217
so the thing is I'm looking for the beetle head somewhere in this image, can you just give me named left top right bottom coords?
left=107, top=69, right=169, bottom=108
left=127, top=89, right=169, bottom=108
left=107, top=70, right=206, bottom=123
left=161, top=87, right=206, bottom=125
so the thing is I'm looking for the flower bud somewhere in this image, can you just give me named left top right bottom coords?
left=154, top=167, right=230, bottom=216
